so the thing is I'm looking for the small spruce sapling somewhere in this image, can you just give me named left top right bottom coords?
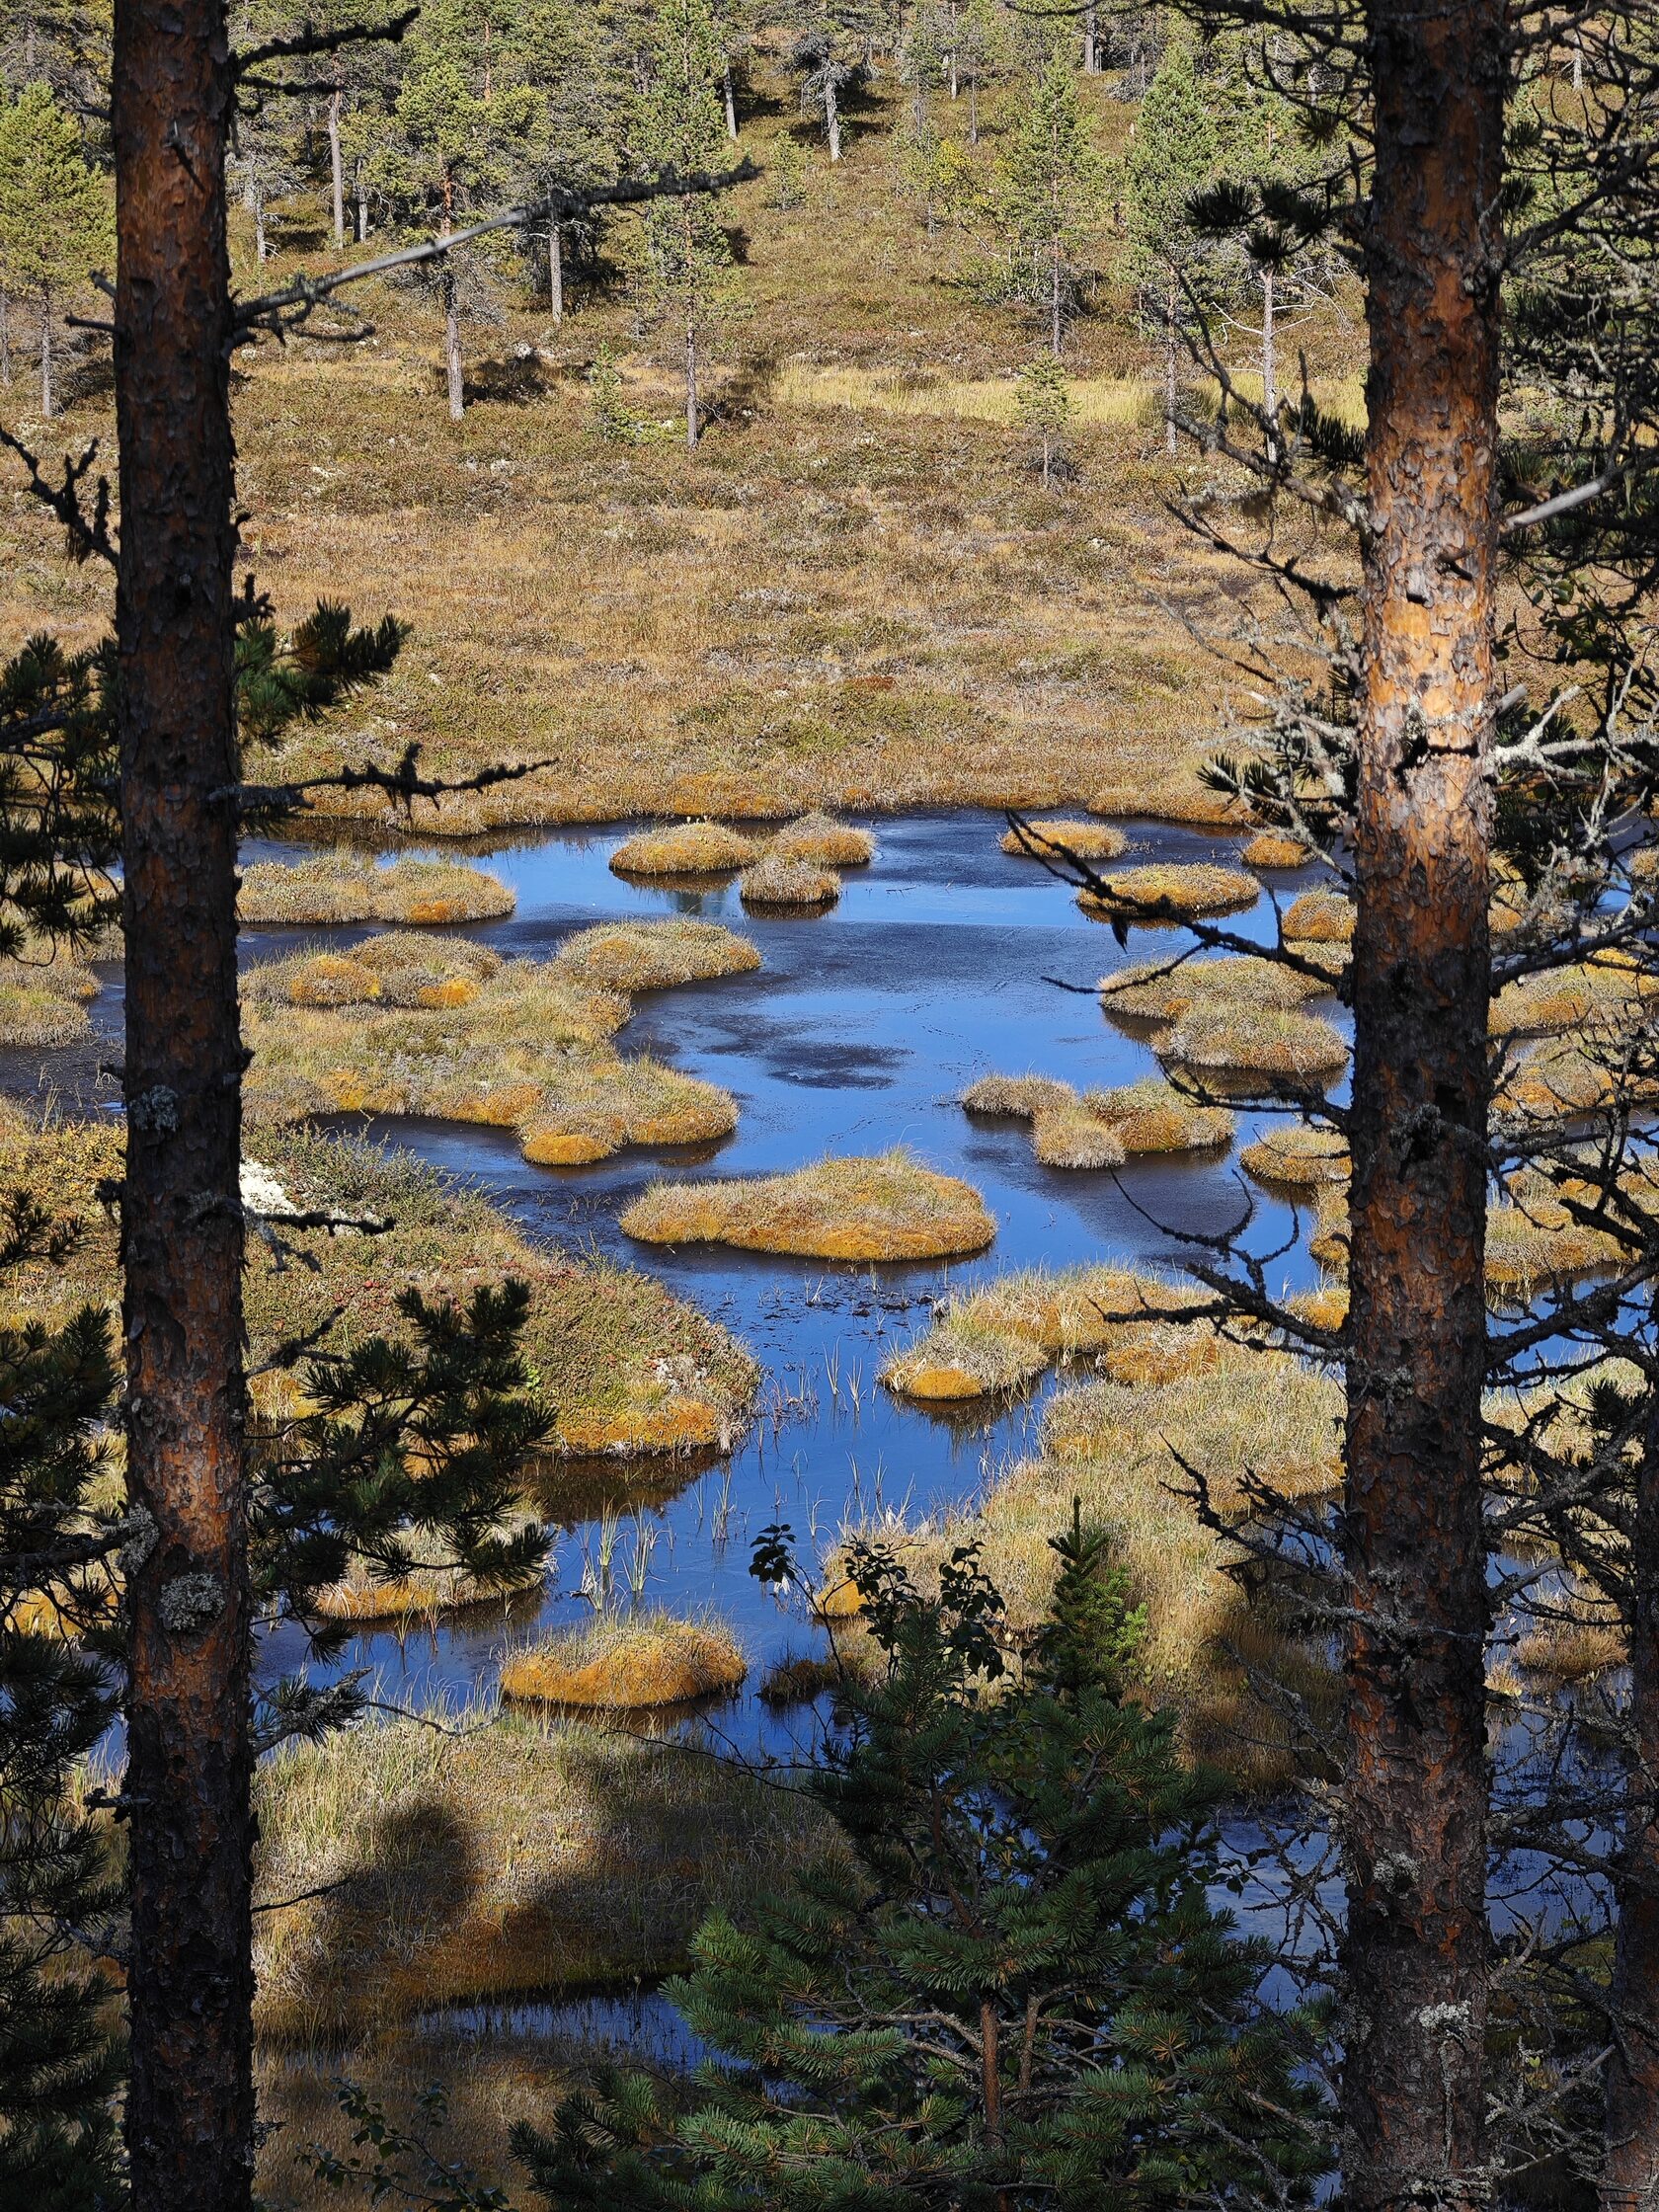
left=0, top=81, right=111, bottom=417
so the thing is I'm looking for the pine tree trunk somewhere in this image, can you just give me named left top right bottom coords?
left=1164, top=276, right=1177, bottom=456
left=356, top=166, right=368, bottom=239
left=1603, top=1378, right=1659, bottom=2209
left=723, top=60, right=738, bottom=138
left=549, top=222, right=563, bottom=323
left=826, top=75, right=840, bottom=162
left=444, top=268, right=463, bottom=422
left=968, top=75, right=978, bottom=142
left=38, top=298, right=50, bottom=419
left=685, top=316, right=698, bottom=449
left=1339, top=3, right=1504, bottom=2206
left=254, top=184, right=267, bottom=263
left=3, top=284, right=13, bottom=386
left=112, top=0, right=252, bottom=2198
left=327, top=83, right=345, bottom=248
left=1261, top=264, right=1276, bottom=424
left=1083, top=0, right=1098, bottom=70
left=1050, top=240, right=1062, bottom=358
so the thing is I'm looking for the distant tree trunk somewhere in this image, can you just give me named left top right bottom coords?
left=356, top=163, right=368, bottom=239
left=967, top=73, right=978, bottom=142
left=1261, top=264, right=1276, bottom=423
left=548, top=221, right=563, bottom=323
left=327, top=83, right=345, bottom=248
left=38, top=297, right=51, bottom=418
left=441, top=178, right=463, bottom=422
left=1083, top=0, right=1098, bottom=70
left=1164, top=276, right=1177, bottom=456
left=253, top=180, right=267, bottom=263
left=1603, top=1379, right=1659, bottom=2209
left=685, top=316, right=699, bottom=449
left=1572, top=32, right=1583, bottom=91
left=723, top=59, right=738, bottom=138
left=948, top=7, right=959, bottom=97
left=825, top=74, right=840, bottom=162
left=112, top=0, right=253, bottom=2204
left=1049, top=238, right=1062, bottom=358
left=1338, top=1, right=1504, bottom=2206
left=2, top=285, right=12, bottom=386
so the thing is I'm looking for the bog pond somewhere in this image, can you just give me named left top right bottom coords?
left=221, top=809, right=1337, bottom=1738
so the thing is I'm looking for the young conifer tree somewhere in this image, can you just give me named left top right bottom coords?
left=637, top=0, right=732, bottom=448
left=992, top=46, right=1106, bottom=358
left=1122, top=32, right=1217, bottom=455
left=512, top=1512, right=1331, bottom=2208
left=0, top=80, right=110, bottom=415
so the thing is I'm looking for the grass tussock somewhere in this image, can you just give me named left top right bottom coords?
left=313, top=1546, right=532, bottom=1625
left=1077, top=862, right=1260, bottom=923
left=0, top=935, right=104, bottom=1047
left=1162, top=1002, right=1350, bottom=1085
left=253, top=1702, right=828, bottom=2040
left=1495, top=1037, right=1659, bottom=1123
left=1087, top=777, right=1248, bottom=829
left=737, top=853, right=841, bottom=908
left=998, top=819, right=1127, bottom=861
left=239, top=853, right=514, bottom=926
left=1484, top=1170, right=1632, bottom=1296
left=551, top=918, right=759, bottom=993
left=1239, top=1124, right=1350, bottom=1188
left=881, top=1263, right=1212, bottom=1402
left=243, top=940, right=739, bottom=1166
left=758, top=1651, right=847, bottom=1705
left=621, top=1146, right=995, bottom=1261
left=1489, top=953, right=1658, bottom=1040
left=1242, top=832, right=1311, bottom=869
left=914, top=1354, right=1343, bottom=1788
left=1099, top=953, right=1320, bottom=1025
left=0, top=1108, right=758, bottom=1460
left=1082, top=1076, right=1235, bottom=1154
left=1283, top=890, right=1355, bottom=944
left=1514, top=1611, right=1626, bottom=1683
left=500, top=1611, right=747, bottom=1711
left=609, top=821, right=760, bottom=877
left=964, top=1071, right=1232, bottom=1169
left=768, top=811, right=875, bottom=866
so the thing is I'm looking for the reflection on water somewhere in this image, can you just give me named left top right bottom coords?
left=234, top=810, right=1339, bottom=1738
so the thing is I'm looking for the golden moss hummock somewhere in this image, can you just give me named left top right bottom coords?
left=1162, top=1003, right=1350, bottom=1084
left=621, top=1147, right=995, bottom=1261
left=738, top=854, right=841, bottom=908
left=500, top=1612, right=747, bottom=1710
left=551, top=918, right=760, bottom=993
left=610, top=820, right=760, bottom=877
left=769, top=812, right=875, bottom=866
left=998, top=819, right=1127, bottom=861
left=1077, top=862, right=1260, bottom=923
left=1100, top=954, right=1318, bottom=1026
left=1239, top=1124, right=1350, bottom=1188
left=1283, top=890, right=1355, bottom=944
left=1242, top=832, right=1311, bottom=870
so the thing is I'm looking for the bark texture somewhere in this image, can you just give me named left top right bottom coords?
left=1341, top=2, right=1504, bottom=2206
left=112, top=0, right=252, bottom=2200
left=1604, top=1382, right=1659, bottom=2212
left=328, top=84, right=346, bottom=247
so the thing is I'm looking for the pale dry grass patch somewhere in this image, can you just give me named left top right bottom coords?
left=239, top=854, right=514, bottom=926
left=1489, top=953, right=1658, bottom=1040
left=621, top=1146, right=995, bottom=1261
left=1241, top=831, right=1311, bottom=869
left=1162, top=1002, right=1350, bottom=1084
left=1283, top=890, right=1355, bottom=944
left=768, top=811, right=875, bottom=866
left=609, top=821, right=760, bottom=877
left=998, top=819, right=1127, bottom=861
left=1238, top=1123, right=1350, bottom=1188
left=737, top=853, right=841, bottom=908
left=253, top=1702, right=828, bottom=2040
left=1099, top=952, right=1320, bottom=1025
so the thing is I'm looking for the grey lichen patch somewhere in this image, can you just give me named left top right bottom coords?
left=159, top=1570, right=221, bottom=1635
left=128, top=1086, right=181, bottom=1136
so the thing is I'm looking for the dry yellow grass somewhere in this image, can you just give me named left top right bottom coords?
left=963, top=1071, right=1231, bottom=1168
left=1086, top=778, right=1249, bottom=828
left=738, top=853, right=841, bottom=908
left=1283, top=890, right=1355, bottom=944
left=1082, top=1075, right=1235, bottom=1153
left=1494, top=1035, right=1659, bottom=1123
left=1484, top=1171, right=1631, bottom=1297
left=1514, top=1608, right=1625, bottom=1683
left=500, top=1612, right=747, bottom=1712
left=758, top=1650, right=847, bottom=1705
left=1078, top=862, right=1260, bottom=922
left=0, top=1106, right=758, bottom=1462
left=252, top=1702, right=828, bottom=2040
left=1239, top=1123, right=1350, bottom=1188
left=911, top=1353, right=1343, bottom=1787
left=1099, top=953, right=1319, bottom=1025
left=313, top=1545, right=533, bottom=1626
left=0, top=938, right=103, bottom=1047
left=621, top=1146, right=995, bottom=1261
left=550, top=918, right=759, bottom=993
left=881, top=1263, right=1210, bottom=1401
left=1242, top=831, right=1311, bottom=869
left=1489, top=953, right=1658, bottom=1040
left=768, top=811, right=875, bottom=866
left=243, top=940, right=739, bottom=1166
left=998, top=819, right=1127, bottom=861
left=239, top=853, right=514, bottom=926
left=609, top=821, right=760, bottom=877
left=1162, top=1002, right=1350, bottom=1085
